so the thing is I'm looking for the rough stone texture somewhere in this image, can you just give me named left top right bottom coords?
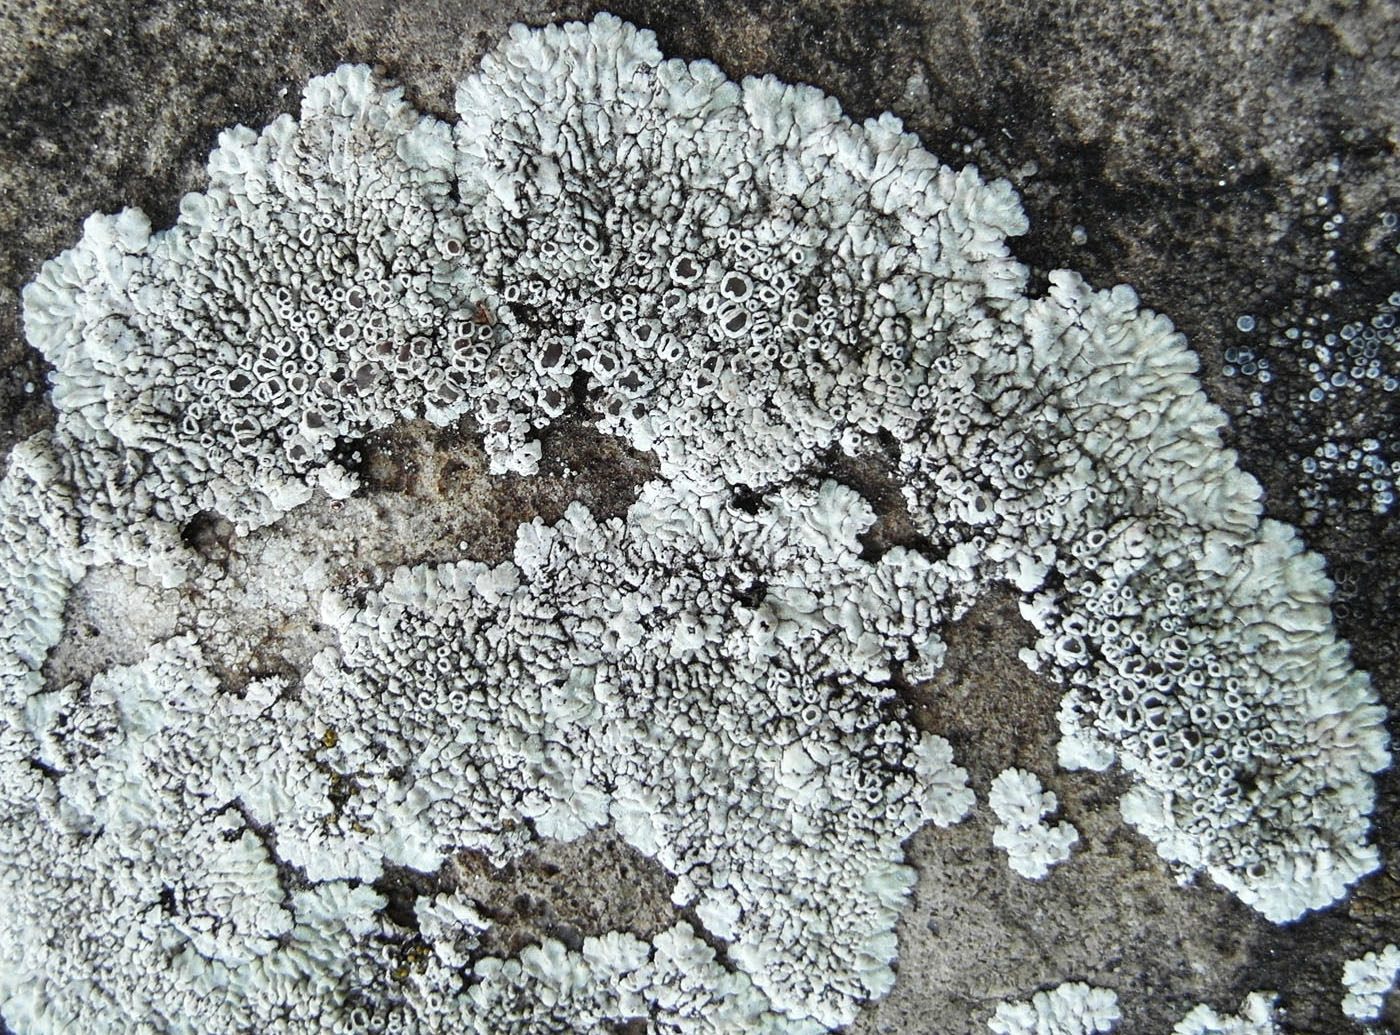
left=2, top=1, right=1398, bottom=1034
left=450, top=828, right=680, bottom=959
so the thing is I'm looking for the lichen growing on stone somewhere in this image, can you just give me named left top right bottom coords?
left=1222, top=212, right=1400, bottom=522
left=0, top=11, right=1390, bottom=1034
left=1342, top=944, right=1400, bottom=1022
left=988, top=767, right=1078, bottom=880
left=1172, top=992, right=1280, bottom=1035
left=988, top=982, right=1120, bottom=1035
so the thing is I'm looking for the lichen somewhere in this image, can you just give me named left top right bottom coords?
left=0, top=11, right=1389, bottom=1034
left=1172, top=992, right=1280, bottom=1035
left=987, top=767, right=1078, bottom=880
left=988, top=982, right=1120, bottom=1035
left=1222, top=210, right=1400, bottom=522
left=1342, top=944, right=1400, bottom=1022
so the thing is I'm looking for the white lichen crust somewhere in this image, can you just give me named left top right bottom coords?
left=1342, top=944, right=1400, bottom=1022
left=988, top=982, right=1120, bottom=1035
left=988, top=767, right=1078, bottom=879
left=0, top=10, right=1388, bottom=1034
left=303, top=480, right=973, bottom=1024
left=1172, top=992, right=1281, bottom=1035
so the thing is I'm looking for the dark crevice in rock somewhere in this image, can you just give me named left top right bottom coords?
left=373, top=860, right=460, bottom=931
left=569, top=368, right=594, bottom=411
left=730, top=483, right=764, bottom=515
left=179, top=510, right=236, bottom=566
left=26, top=755, right=62, bottom=781
left=227, top=798, right=312, bottom=917
left=733, top=576, right=767, bottom=609
left=815, top=445, right=942, bottom=562
left=675, top=902, right=735, bottom=968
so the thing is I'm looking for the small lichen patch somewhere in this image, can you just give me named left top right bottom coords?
left=1342, top=943, right=1400, bottom=1022
left=1220, top=213, right=1400, bottom=524
left=1172, top=992, right=1281, bottom=1035
left=988, top=767, right=1079, bottom=880
left=988, top=982, right=1120, bottom=1035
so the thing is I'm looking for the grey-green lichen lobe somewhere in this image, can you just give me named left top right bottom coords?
left=2, top=2, right=1399, bottom=1035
